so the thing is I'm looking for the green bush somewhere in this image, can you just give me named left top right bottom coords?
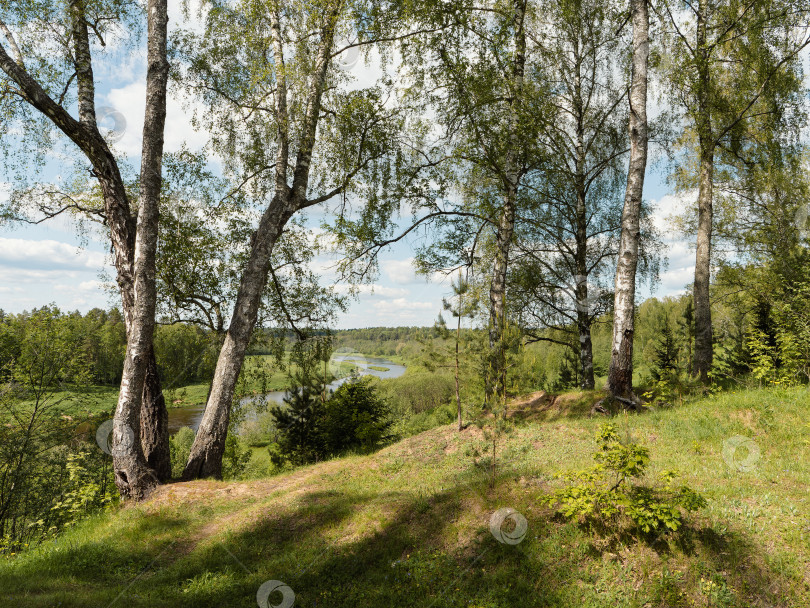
left=48, top=448, right=118, bottom=532
left=320, top=377, right=392, bottom=455
left=544, top=423, right=706, bottom=535
left=393, top=401, right=456, bottom=438
left=270, top=376, right=393, bottom=465
left=222, top=434, right=252, bottom=479
left=375, top=372, right=454, bottom=415
left=269, top=381, right=326, bottom=465
left=169, top=427, right=196, bottom=479
left=238, top=410, right=278, bottom=447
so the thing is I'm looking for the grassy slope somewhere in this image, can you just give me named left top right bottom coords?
left=1, top=387, right=808, bottom=608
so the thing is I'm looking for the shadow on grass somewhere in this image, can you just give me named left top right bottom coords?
left=571, top=516, right=789, bottom=608
left=508, top=390, right=608, bottom=425
left=1, top=482, right=562, bottom=608
left=0, top=478, right=795, bottom=608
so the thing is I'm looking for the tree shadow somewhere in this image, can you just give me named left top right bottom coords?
left=0, top=475, right=797, bottom=607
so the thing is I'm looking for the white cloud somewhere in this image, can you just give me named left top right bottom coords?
left=650, top=191, right=694, bottom=235
left=78, top=279, right=115, bottom=292
left=334, top=284, right=410, bottom=298
left=0, top=238, right=107, bottom=271
left=106, top=82, right=209, bottom=157
left=338, top=296, right=441, bottom=327
left=382, top=257, right=423, bottom=284
left=375, top=298, right=436, bottom=314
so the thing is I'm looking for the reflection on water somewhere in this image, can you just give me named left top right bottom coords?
left=167, top=354, right=405, bottom=434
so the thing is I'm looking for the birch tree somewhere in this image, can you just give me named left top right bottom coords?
left=0, top=0, right=172, bottom=493
left=607, top=0, right=649, bottom=404
left=112, top=0, right=169, bottom=498
left=390, top=0, right=541, bottom=401
left=658, top=0, right=810, bottom=382
left=509, top=0, right=635, bottom=390
left=175, top=0, right=419, bottom=478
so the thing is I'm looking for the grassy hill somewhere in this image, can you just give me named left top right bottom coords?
left=1, top=387, right=808, bottom=607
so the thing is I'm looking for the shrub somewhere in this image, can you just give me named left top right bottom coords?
left=222, top=434, right=252, bottom=479
left=269, top=378, right=326, bottom=465
left=544, top=423, right=706, bottom=535
left=170, top=427, right=196, bottom=479
left=238, top=410, right=278, bottom=447
left=375, top=372, right=454, bottom=415
left=48, top=448, right=118, bottom=532
left=270, top=376, right=393, bottom=464
left=320, top=377, right=393, bottom=455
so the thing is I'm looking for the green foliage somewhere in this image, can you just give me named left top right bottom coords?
left=47, top=449, right=118, bottom=533
left=222, top=434, right=252, bottom=480
left=271, top=373, right=393, bottom=466
left=268, top=337, right=396, bottom=465
left=0, top=306, right=93, bottom=388
left=0, top=306, right=120, bottom=552
left=320, top=377, right=393, bottom=456
left=551, top=346, right=580, bottom=392
left=237, top=410, right=278, bottom=448
left=374, top=371, right=455, bottom=415
left=713, top=259, right=810, bottom=387
left=643, top=318, right=686, bottom=406
left=153, top=323, right=219, bottom=388
left=269, top=359, right=328, bottom=466
left=392, top=401, right=457, bottom=438
left=331, top=327, right=432, bottom=359
left=0, top=306, right=225, bottom=390
left=545, top=424, right=706, bottom=536
left=169, top=427, right=196, bottom=479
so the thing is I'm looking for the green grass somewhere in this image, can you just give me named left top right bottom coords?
left=30, top=385, right=120, bottom=417
left=2, top=386, right=808, bottom=607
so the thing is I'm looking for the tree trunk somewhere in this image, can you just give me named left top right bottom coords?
left=693, top=146, right=714, bottom=382
left=0, top=2, right=171, bottom=484
left=455, top=311, right=462, bottom=431
left=96, top=166, right=170, bottom=483
left=488, top=188, right=516, bottom=400
left=570, top=35, right=595, bottom=391
left=486, top=0, right=526, bottom=402
left=608, top=0, right=648, bottom=401
left=183, top=199, right=293, bottom=479
left=111, top=0, right=169, bottom=499
left=182, top=4, right=341, bottom=479
left=141, top=351, right=170, bottom=481
left=693, top=5, right=713, bottom=384
left=574, top=178, right=594, bottom=389
left=576, top=284, right=595, bottom=390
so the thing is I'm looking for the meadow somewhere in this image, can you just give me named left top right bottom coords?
left=1, top=386, right=807, bottom=607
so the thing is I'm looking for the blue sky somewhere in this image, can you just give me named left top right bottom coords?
left=0, top=5, right=698, bottom=328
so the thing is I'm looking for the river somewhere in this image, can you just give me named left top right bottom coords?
left=166, top=354, right=406, bottom=434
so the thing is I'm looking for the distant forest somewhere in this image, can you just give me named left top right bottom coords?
left=3, top=282, right=794, bottom=395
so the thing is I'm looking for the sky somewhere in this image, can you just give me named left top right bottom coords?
left=0, top=6, right=699, bottom=329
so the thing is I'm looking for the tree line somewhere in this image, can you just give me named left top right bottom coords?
left=1, top=0, right=808, bottom=498
left=0, top=307, right=221, bottom=388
